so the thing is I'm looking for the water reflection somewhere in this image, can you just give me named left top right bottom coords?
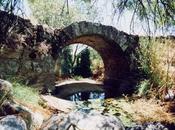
left=65, top=91, right=105, bottom=101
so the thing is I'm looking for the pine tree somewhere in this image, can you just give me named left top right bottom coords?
left=74, top=48, right=92, bottom=78
left=60, top=47, right=72, bottom=77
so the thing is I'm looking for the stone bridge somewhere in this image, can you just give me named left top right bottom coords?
left=0, top=11, right=139, bottom=95
left=57, top=22, right=139, bottom=81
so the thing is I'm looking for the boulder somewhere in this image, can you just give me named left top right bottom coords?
left=0, top=101, right=20, bottom=116
left=17, top=105, right=44, bottom=130
left=15, top=104, right=44, bottom=130
left=126, top=122, right=169, bottom=130
left=0, top=102, right=43, bottom=130
left=31, top=112, right=44, bottom=129
left=0, top=115, right=27, bottom=130
left=0, top=79, right=12, bottom=104
left=41, top=110, right=125, bottom=130
left=41, top=114, right=66, bottom=130
left=41, top=95, right=75, bottom=113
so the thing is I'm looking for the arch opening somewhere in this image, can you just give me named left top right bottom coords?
left=58, top=43, right=105, bottom=81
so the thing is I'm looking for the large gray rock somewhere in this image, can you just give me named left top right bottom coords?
left=41, top=110, right=125, bottom=130
left=0, top=79, right=12, bottom=104
left=126, top=122, right=169, bottom=130
left=0, top=79, right=12, bottom=93
left=0, top=102, right=43, bottom=130
left=15, top=104, right=44, bottom=130
left=0, top=115, right=27, bottom=130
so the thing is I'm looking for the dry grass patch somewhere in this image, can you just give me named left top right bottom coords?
left=118, top=98, right=175, bottom=124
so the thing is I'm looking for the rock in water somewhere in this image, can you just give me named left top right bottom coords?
left=42, top=110, right=125, bottom=130
left=0, top=115, right=27, bottom=130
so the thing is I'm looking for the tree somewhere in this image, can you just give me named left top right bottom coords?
left=60, top=47, right=73, bottom=77
left=74, top=48, right=92, bottom=78
left=73, top=0, right=103, bottom=22
left=114, top=0, right=175, bottom=33
left=28, top=0, right=81, bottom=28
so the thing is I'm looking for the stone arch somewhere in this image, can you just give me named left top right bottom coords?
left=54, top=21, right=139, bottom=86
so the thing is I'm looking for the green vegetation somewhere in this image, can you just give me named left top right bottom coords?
left=137, top=80, right=150, bottom=96
left=74, top=48, right=92, bottom=78
left=59, top=45, right=104, bottom=80
left=115, top=0, right=175, bottom=30
left=60, top=47, right=73, bottom=76
left=28, top=0, right=100, bottom=28
left=8, top=78, right=41, bottom=106
left=73, top=75, right=83, bottom=81
left=13, top=82, right=40, bottom=105
left=137, top=38, right=175, bottom=98
left=28, top=0, right=80, bottom=28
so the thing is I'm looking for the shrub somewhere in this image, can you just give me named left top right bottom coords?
left=137, top=37, right=175, bottom=97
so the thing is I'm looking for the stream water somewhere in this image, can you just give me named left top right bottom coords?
left=65, top=91, right=105, bottom=101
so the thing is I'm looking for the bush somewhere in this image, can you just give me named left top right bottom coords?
left=137, top=37, right=175, bottom=97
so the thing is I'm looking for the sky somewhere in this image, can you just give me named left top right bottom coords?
left=91, top=0, right=174, bottom=36
left=21, top=0, right=174, bottom=36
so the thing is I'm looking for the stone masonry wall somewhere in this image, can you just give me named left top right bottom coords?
left=0, top=47, right=56, bottom=89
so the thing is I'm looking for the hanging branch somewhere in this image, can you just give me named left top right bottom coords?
left=66, top=0, right=69, bottom=14
left=115, top=0, right=175, bottom=34
left=60, top=0, right=66, bottom=16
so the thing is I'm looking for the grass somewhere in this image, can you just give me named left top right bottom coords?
left=5, top=77, right=52, bottom=119
left=137, top=80, right=150, bottom=96
left=12, top=81, right=41, bottom=106
left=117, top=98, right=175, bottom=124
left=6, top=77, right=41, bottom=106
